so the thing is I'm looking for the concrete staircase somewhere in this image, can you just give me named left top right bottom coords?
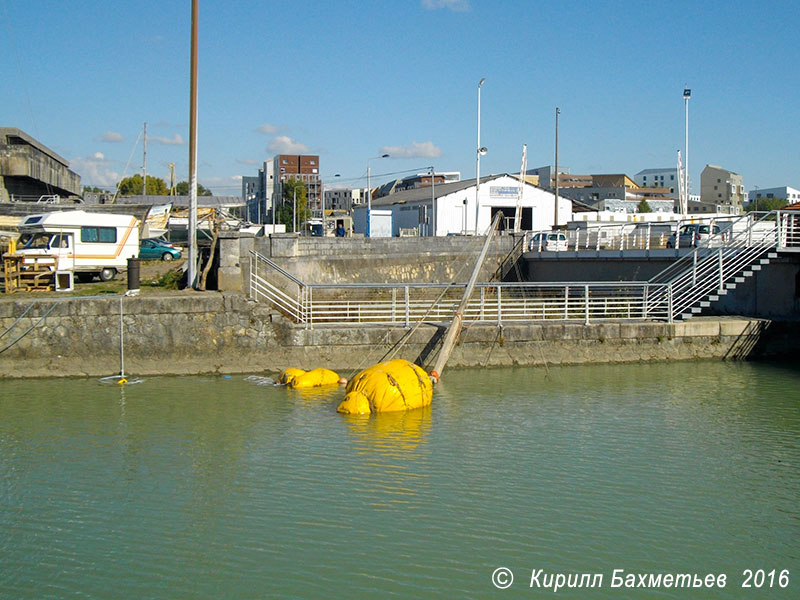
left=649, top=214, right=779, bottom=321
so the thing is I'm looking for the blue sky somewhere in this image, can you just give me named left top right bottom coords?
left=3, top=0, right=798, bottom=196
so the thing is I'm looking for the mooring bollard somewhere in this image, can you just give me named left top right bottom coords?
left=127, top=257, right=140, bottom=296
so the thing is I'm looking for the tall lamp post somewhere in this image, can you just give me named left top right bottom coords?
left=684, top=87, right=691, bottom=208
left=367, top=153, right=389, bottom=237
left=320, top=173, right=340, bottom=236
left=554, top=107, right=560, bottom=228
left=475, top=77, right=487, bottom=234
left=429, top=166, right=436, bottom=237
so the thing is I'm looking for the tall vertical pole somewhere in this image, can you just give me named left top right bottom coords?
left=554, top=107, right=560, bottom=228
left=366, top=164, right=371, bottom=238
left=321, top=180, right=325, bottom=236
left=142, top=122, right=147, bottom=198
left=187, top=0, right=199, bottom=288
left=430, top=166, right=435, bottom=237
left=684, top=88, right=691, bottom=208
left=475, top=77, right=486, bottom=234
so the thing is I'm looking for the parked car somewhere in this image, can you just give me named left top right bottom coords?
left=139, top=238, right=182, bottom=261
left=529, top=232, right=568, bottom=252
left=666, top=224, right=723, bottom=248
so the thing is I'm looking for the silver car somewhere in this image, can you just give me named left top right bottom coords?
left=666, top=224, right=723, bottom=248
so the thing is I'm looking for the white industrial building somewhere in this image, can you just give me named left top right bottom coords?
left=747, top=186, right=800, bottom=204
left=352, top=174, right=571, bottom=237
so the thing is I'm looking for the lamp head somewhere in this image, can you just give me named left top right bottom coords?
left=479, top=77, right=486, bottom=87
left=478, top=147, right=488, bottom=156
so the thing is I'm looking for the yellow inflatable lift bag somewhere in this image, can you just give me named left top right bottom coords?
left=287, top=368, right=341, bottom=389
left=337, top=359, right=433, bottom=415
left=279, top=367, right=306, bottom=386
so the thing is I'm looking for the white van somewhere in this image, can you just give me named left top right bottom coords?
left=16, top=210, right=140, bottom=282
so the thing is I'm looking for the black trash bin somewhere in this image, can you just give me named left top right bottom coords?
left=127, top=257, right=140, bottom=293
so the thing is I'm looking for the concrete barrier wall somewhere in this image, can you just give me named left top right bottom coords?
left=1, top=294, right=795, bottom=379
left=218, top=234, right=519, bottom=292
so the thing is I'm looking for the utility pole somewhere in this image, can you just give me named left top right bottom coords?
left=168, top=163, right=176, bottom=197
left=142, top=122, right=147, bottom=197
left=187, top=0, right=199, bottom=288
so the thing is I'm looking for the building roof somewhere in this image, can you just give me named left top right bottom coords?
left=114, top=195, right=244, bottom=208
left=366, top=174, right=538, bottom=208
left=636, top=168, right=676, bottom=175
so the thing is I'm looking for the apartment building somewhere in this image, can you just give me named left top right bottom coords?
left=242, top=154, right=320, bottom=223
left=700, top=164, right=744, bottom=209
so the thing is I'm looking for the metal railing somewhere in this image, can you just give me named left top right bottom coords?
left=250, top=210, right=792, bottom=327
left=526, top=213, right=759, bottom=253
left=250, top=250, right=670, bottom=327
left=777, top=210, right=800, bottom=249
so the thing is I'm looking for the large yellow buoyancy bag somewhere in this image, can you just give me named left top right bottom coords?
left=337, top=359, right=433, bottom=415
left=279, top=367, right=306, bottom=386
left=288, top=368, right=342, bottom=389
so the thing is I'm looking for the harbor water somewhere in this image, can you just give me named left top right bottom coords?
left=1, top=361, right=798, bottom=598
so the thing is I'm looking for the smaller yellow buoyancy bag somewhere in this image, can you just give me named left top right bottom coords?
left=279, top=367, right=306, bottom=386
left=289, top=368, right=342, bottom=389
left=337, top=359, right=433, bottom=415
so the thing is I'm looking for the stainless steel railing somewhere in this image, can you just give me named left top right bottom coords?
left=250, top=250, right=670, bottom=327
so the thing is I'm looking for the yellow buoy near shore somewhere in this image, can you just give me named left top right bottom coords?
left=337, top=359, right=433, bottom=415
left=279, top=368, right=306, bottom=386
left=286, top=368, right=342, bottom=389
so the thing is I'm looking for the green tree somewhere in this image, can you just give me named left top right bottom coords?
left=117, top=174, right=168, bottom=196
left=744, top=197, right=787, bottom=212
left=175, top=181, right=213, bottom=196
left=278, top=178, right=310, bottom=232
left=82, top=185, right=106, bottom=194
left=636, top=199, right=652, bottom=213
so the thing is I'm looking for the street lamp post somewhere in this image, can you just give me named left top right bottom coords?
left=430, top=166, right=436, bottom=237
left=367, top=154, right=389, bottom=237
left=684, top=87, right=691, bottom=207
left=320, top=173, right=340, bottom=236
left=554, top=107, right=560, bottom=228
left=475, top=77, right=487, bottom=234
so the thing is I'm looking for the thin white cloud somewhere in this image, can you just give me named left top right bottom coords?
left=267, top=136, right=309, bottom=154
left=70, top=153, right=120, bottom=188
left=256, top=123, right=278, bottom=135
left=422, top=0, right=470, bottom=11
left=149, top=133, right=185, bottom=146
left=237, top=158, right=260, bottom=166
left=380, top=141, right=442, bottom=159
left=99, top=131, right=124, bottom=143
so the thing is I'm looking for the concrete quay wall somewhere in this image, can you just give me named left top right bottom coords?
left=0, top=293, right=794, bottom=379
left=217, top=233, right=519, bottom=293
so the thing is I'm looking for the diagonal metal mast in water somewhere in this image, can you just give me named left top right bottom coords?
left=431, top=210, right=502, bottom=380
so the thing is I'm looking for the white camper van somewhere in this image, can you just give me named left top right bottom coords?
left=16, top=210, right=140, bottom=282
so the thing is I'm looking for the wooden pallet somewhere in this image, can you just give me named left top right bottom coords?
left=3, top=254, right=55, bottom=293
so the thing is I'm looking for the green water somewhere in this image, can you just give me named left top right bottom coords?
left=1, top=361, right=798, bottom=599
